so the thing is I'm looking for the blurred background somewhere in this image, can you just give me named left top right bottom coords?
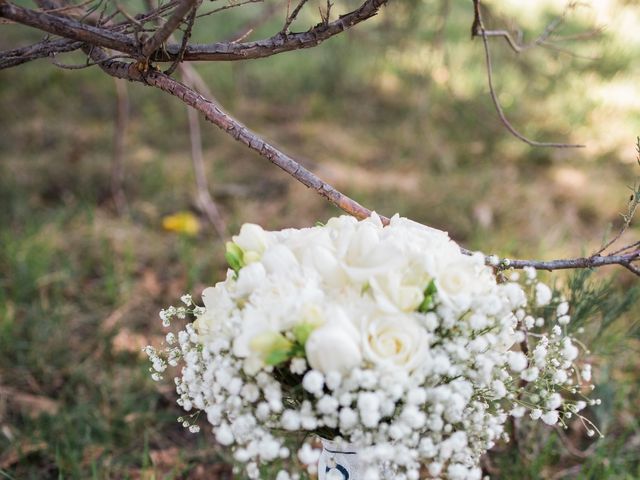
left=1, top=0, right=640, bottom=477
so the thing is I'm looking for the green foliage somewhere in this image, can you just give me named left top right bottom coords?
left=565, top=270, right=640, bottom=352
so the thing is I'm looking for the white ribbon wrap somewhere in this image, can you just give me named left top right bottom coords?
left=317, top=438, right=361, bottom=480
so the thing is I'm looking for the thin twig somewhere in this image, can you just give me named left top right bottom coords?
left=142, top=0, right=199, bottom=58
left=228, top=0, right=282, bottom=43
left=196, top=0, right=263, bottom=20
left=163, top=3, right=196, bottom=75
left=623, top=262, right=640, bottom=276
left=318, top=0, right=333, bottom=27
left=281, top=0, right=309, bottom=33
left=114, top=2, right=143, bottom=27
left=594, top=140, right=640, bottom=255
left=473, top=2, right=600, bottom=55
left=471, top=0, right=585, bottom=148
left=183, top=72, right=226, bottom=238
left=609, top=240, right=640, bottom=256
left=111, top=78, right=129, bottom=215
left=554, top=426, right=598, bottom=459
left=51, top=53, right=129, bottom=68
left=38, top=0, right=95, bottom=15
left=536, top=42, right=600, bottom=61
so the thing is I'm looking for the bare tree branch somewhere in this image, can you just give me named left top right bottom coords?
left=142, top=0, right=199, bottom=58
left=153, top=0, right=387, bottom=62
left=88, top=51, right=374, bottom=219
left=498, top=251, right=640, bottom=274
left=0, top=37, right=81, bottom=69
left=0, top=0, right=139, bottom=57
left=0, top=0, right=387, bottom=68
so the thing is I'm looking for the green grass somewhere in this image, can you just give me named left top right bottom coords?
left=2, top=0, right=640, bottom=477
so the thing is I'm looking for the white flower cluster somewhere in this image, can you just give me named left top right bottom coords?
left=147, top=214, right=598, bottom=479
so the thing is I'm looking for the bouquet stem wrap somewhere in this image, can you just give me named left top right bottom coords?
left=318, top=438, right=361, bottom=480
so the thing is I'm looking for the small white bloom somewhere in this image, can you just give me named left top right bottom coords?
left=510, top=406, right=526, bottom=418
left=557, top=301, right=570, bottom=316
left=553, top=370, right=568, bottom=384
left=302, top=370, right=325, bottom=395
left=215, top=423, right=234, bottom=446
left=541, top=410, right=559, bottom=426
left=290, top=357, right=307, bottom=375
left=546, top=393, right=563, bottom=410
left=535, top=283, right=552, bottom=307
left=507, top=352, right=528, bottom=372
left=339, top=407, right=358, bottom=430
left=297, top=444, right=321, bottom=465
left=521, top=367, right=539, bottom=382
left=281, top=410, right=301, bottom=431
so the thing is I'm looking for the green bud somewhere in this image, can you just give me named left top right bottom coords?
left=225, top=242, right=245, bottom=273
left=418, top=279, right=437, bottom=313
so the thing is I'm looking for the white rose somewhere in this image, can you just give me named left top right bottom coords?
left=305, top=319, right=362, bottom=375
left=361, top=314, right=429, bottom=372
left=233, top=223, right=270, bottom=262
left=339, top=222, right=406, bottom=284
left=300, top=245, right=346, bottom=286
left=387, top=215, right=451, bottom=245
left=261, top=244, right=299, bottom=274
left=235, top=262, right=266, bottom=297
left=434, top=261, right=478, bottom=308
left=369, top=272, right=427, bottom=313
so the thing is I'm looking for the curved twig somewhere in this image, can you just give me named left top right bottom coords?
left=472, top=0, right=585, bottom=149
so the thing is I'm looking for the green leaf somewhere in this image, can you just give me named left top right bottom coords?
left=265, top=348, right=292, bottom=366
left=292, top=322, right=315, bottom=346
left=418, top=279, right=437, bottom=313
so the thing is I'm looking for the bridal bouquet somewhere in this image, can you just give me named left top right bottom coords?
left=146, top=214, right=598, bottom=479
